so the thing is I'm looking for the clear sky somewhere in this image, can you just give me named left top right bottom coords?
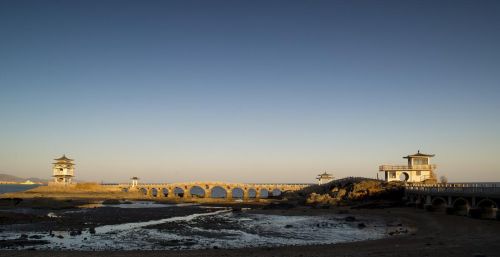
left=1, top=0, right=499, bottom=183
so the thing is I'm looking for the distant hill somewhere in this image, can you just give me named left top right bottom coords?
left=0, top=173, right=48, bottom=183
left=0, top=174, right=22, bottom=182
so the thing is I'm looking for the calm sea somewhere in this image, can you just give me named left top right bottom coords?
left=0, top=184, right=40, bottom=194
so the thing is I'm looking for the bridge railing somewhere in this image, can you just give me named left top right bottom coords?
left=101, top=182, right=313, bottom=188
left=408, top=183, right=499, bottom=188
left=101, top=183, right=130, bottom=186
left=406, top=183, right=500, bottom=196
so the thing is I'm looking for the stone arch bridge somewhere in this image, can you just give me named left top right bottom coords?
left=111, top=181, right=311, bottom=200
left=405, top=183, right=500, bottom=219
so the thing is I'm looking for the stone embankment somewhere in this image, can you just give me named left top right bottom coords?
left=0, top=183, right=138, bottom=200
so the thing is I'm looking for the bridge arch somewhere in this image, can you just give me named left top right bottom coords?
left=210, top=186, right=227, bottom=198
left=231, top=187, right=244, bottom=199
left=271, top=188, right=282, bottom=197
left=431, top=197, right=447, bottom=211
left=259, top=188, right=269, bottom=198
left=477, top=199, right=498, bottom=219
left=139, top=188, right=148, bottom=196
left=190, top=186, right=206, bottom=198
left=150, top=188, right=158, bottom=197
left=247, top=188, right=257, bottom=198
left=173, top=187, right=185, bottom=197
left=452, top=197, right=470, bottom=216
left=161, top=188, right=169, bottom=197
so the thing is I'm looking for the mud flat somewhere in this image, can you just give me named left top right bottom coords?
left=0, top=205, right=499, bottom=256
left=0, top=200, right=391, bottom=251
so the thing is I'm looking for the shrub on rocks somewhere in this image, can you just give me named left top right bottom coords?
left=306, top=193, right=338, bottom=205
left=300, top=178, right=404, bottom=207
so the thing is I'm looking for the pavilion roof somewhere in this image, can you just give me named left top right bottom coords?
left=403, top=150, right=435, bottom=158
left=317, top=172, right=333, bottom=178
left=54, top=154, right=74, bottom=161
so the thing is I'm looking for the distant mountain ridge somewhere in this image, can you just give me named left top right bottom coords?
left=0, top=173, right=48, bottom=183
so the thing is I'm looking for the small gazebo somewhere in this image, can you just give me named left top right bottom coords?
left=131, top=177, right=139, bottom=188
left=316, top=172, right=334, bottom=185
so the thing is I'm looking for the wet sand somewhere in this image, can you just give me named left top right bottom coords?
left=1, top=206, right=499, bottom=257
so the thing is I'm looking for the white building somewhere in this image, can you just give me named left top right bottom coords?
left=316, top=172, right=334, bottom=185
left=51, top=155, right=75, bottom=185
left=379, top=151, right=437, bottom=183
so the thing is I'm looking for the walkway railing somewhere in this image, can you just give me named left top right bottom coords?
left=406, top=183, right=500, bottom=197
left=379, top=164, right=436, bottom=171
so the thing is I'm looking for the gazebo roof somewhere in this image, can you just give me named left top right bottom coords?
left=403, top=150, right=435, bottom=159
left=317, top=172, right=333, bottom=178
left=54, top=154, right=74, bottom=162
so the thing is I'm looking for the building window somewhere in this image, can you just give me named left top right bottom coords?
left=413, top=158, right=428, bottom=165
left=390, top=172, right=396, bottom=178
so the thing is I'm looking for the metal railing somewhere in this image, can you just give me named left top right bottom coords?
left=379, top=164, right=436, bottom=171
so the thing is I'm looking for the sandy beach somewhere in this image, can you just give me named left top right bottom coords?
left=1, top=204, right=499, bottom=257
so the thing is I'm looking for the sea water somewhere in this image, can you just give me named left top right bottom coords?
left=0, top=184, right=40, bottom=194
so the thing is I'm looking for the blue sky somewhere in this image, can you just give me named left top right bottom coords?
left=0, top=0, right=499, bottom=183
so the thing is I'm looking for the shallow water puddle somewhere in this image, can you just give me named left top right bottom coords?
left=95, top=209, right=231, bottom=233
